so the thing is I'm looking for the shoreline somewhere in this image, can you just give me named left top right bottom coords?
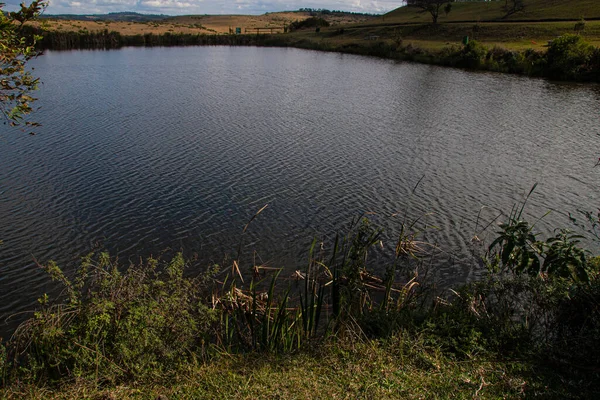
left=27, top=27, right=600, bottom=83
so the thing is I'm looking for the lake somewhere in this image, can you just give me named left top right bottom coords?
left=1, top=46, right=599, bottom=334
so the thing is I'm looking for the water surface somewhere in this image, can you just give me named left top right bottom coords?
left=1, top=46, right=599, bottom=333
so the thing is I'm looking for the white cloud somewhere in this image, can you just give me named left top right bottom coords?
left=2, top=0, right=400, bottom=15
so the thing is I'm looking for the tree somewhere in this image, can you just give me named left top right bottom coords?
left=407, top=0, right=453, bottom=24
left=0, top=1, right=46, bottom=130
left=503, top=0, right=525, bottom=18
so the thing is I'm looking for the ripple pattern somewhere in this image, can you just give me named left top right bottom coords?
left=1, top=47, right=599, bottom=334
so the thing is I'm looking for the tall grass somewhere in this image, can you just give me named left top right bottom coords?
left=1, top=203, right=599, bottom=396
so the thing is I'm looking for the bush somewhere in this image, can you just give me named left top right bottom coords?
left=9, top=253, right=218, bottom=384
left=439, top=41, right=488, bottom=69
left=288, top=17, right=330, bottom=32
left=551, top=269, right=600, bottom=369
left=458, top=40, right=487, bottom=69
left=546, top=34, right=595, bottom=80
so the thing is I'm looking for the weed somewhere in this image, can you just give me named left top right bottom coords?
left=9, top=253, right=218, bottom=384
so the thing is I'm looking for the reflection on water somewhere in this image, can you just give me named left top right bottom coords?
left=0, top=46, right=599, bottom=334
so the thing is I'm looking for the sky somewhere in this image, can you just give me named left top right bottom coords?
left=4, top=1, right=403, bottom=15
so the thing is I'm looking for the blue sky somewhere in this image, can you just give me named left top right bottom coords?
left=4, top=1, right=403, bottom=15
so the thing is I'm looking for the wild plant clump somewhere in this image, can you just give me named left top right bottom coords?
left=1, top=205, right=599, bottom=396
left=8, top=253, right=218, bottom=384
left=543, top=33, right=596, bottom=80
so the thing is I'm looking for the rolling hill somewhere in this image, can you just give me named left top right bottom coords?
left=382, top=0, right=600, bottom=24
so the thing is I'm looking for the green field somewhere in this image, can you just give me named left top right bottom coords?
left=382, top=0, right=600, bottom=24
left=318, top=0, right=600, bottom=50
left=315, top=19, right=600, bottom=50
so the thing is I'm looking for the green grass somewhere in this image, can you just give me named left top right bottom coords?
left=381, top=0, right=600, bottom=24
left=315, top=20, right=600, bottom=51
left=1, top=214, right=599, bottom=398
left=0, top=336, right=540, bottom=399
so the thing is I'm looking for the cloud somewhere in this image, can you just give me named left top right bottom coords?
left=2, top=0, right=400, bottom=15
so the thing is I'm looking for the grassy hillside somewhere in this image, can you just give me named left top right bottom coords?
left=34, top=11, right=376, bottom=36
left=43, top=12, right=169, bottom=22
left=382, top=0, right=600, bottom=24
left=324, top=20, right=600, bottom=50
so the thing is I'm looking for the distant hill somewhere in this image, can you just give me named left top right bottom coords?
left=165, top=10, right=377, bottom=32
left=42, top=12, right=169, bottom=23
left=383, top=0, right=600, bottom=23
left=41, top=9, right=377, bottom=27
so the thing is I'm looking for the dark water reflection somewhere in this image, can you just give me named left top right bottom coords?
left=0, top=46, right=598, bottom=334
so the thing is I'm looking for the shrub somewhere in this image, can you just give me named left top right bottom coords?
left=10, top=253, right=218, bottom=384
left=574, top=18, right=586, bottom=34
left=545, top=34, right=595, bottom=80
left=288, top=17, right=330, bottom=32
left=459, top=40, right=487, bottom=69
left=552, top=271, right=600, bottom=368
left=440, top=40, right=488, bottom=69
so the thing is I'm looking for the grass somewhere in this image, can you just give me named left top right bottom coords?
left=31, top=1, right=600, bottom=57
left=1, top=335, right=537, bottom=399
left=382, top=0, right=600, bottom=24
left=310, top=20, right=600, bottom=51
left=34, top=11, right=375, bottom=36
left=1, top=208, right=599, bottom=399
left=34, top=16, right=600, bottom=53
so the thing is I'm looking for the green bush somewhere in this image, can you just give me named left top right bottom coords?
left=487, top=199, right=591, bottom=282
left=458, top=40, right=487, bottom=69
left=288, top=17, right=330, bottom=32
left=552, top=270, right=600, bottom=369
left=10, top=253, right=218, bottom=384
left=546, top=33, right=595, bottom=80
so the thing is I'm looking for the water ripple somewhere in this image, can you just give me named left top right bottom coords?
left=0, top=47, right=599, bottom=335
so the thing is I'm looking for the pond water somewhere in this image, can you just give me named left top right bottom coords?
left=1, top=46, right=599, bottom=334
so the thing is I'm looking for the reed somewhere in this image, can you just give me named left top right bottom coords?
left=1, top=206, right=598, bottom=397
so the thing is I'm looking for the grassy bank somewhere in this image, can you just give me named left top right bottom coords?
left=22, top=1, right=600, bottom=82
left=1, top=207, right=599, bottom=398
left=18, top=1, right=600, bottom=83
left=25, top=25, right=600, bottom=83
left=0, top=338, right=553, bottom=399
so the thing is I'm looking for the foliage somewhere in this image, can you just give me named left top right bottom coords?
left=216, top=271, right=303, bottom=353
left=570, top=208, right=600, bottom=241
left=459, top=39, right=487, bottom=68
left=486, top=187, right=591, bottom=282
left=503, top=0, right=525, bottom=18
left=432, top=269, right=600, bottom=395
left=574, top=17, right=586, bottom=34
left=1, top=213, right=598, bottom=397
left=408, top=0, right=453, bottom=24
left=546, top=33, right=596, bottom=80
left=488, top=218, right=590, bottom=281
left=8, top=253, right=218, bottom=383
left=287, top=17, right=330, bottom=32
left=0, top=1, right=46, bottom=129
left=551, top=267, right=600, bottom=371
left=215, top=217, right=421, bottom=352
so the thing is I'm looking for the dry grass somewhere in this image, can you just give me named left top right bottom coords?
left=34, top=11, right=375, bottom=35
